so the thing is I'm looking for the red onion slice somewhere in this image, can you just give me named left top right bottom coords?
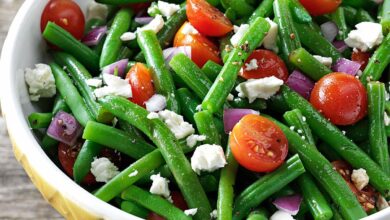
left=101, top=59, right=129, bottom=78
left=273, top=194, right=303, bottom=215
left=286, top=70, right=315, bottom=100
left=163, top=46, right=191, bottom=65
left=82, top=26, right=107, bottom=46
left=332, top=58, right=361, bottom=76
left=223, top=109, right=259, bottom=134
left=321, top=21, right=338, bottom=42
left=332, top=40, right=348, bottom=53
left=47, top=111, right=83, bottom=146
left=135, top=17, right=154, bottom=25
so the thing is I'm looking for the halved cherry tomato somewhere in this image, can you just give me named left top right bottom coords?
left=41, top=0, right=85, bottom=40
left=240, top=50, right=289, bottom=82
left=126, top=63, right=155, bottom=108
left=174, top=22, right=221, bottom=67
left=230, top=114, right=288, bottom=172
left=332, top=161, right=377, bottom=212
left=147, top=191, right=188, bottom=220
left=299, top=0, right=341, bottom=16
left=310, top=72, right=368, bottom=126
left=187, top=0, right=233, bottom=37
left=352, top=51, right=371, bottom=71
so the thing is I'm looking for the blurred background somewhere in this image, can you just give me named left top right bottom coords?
left=0, top=0, right=62, bottom=219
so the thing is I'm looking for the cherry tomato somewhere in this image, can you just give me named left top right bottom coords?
left=299, top=0, right=341, bottom=16
left=310, top=73, right=367, bottom=126
left=41, top=0, right=85, bottom=40
left=58, top=142, right=96, bottom=185
left=230, top=114, right=289, bottom=172
left=147, top=191, right=188, bottom=220
left=187, top=0, right=233, bottom=37
left=174, top=22, right=221, bottom=67
left=352, top=51, right=371, bottom=71
left=126, top=63, right=155, bottom=108
left=127, top=3, right=151, bottom=12
left=240, top=50, right=289, bottom=82
left=332, top=161, right=377, bottom=212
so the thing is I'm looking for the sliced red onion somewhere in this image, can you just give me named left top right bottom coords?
left=286, top=70, right=315, bottom=100
left=135, top=16, right=154, bottom=25
left=163, top=46, right=191, bottom=65
left=332, top=40, right=348, bottom=53
left=82, top=26, right=107, bottom=46
left=101, top=59, right=129, bottom=78
left=321, top=21, right=338, bottom=42
left=273, top=194, right=303, bottom=215
left=223, top=109, right=259, bottom=134
left=47, top=111, right=82, bottom=146
left=332, top=58, right=361, bottom=76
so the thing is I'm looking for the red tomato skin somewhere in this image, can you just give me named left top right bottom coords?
left=126, top=3, right=151, bottom=12
left=310, top=72, right=368, bottom=126
left=40, top=0, right=85, bottom=40
left=126, top=63, right=155, bottom=108
left=230, top=114, right=289, bottom=172
left=187, top=0, right=233, bottom=37
left=299, top=0, right=341, bottom=16
left=240, top=50, right=289, bottom=82
left=352, top=51, right=371, bottom=71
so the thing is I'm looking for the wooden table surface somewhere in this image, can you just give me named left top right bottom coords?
left=0, top=1, right=63, bottom=219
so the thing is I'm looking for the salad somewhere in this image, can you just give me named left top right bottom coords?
left=24, top=0, right=390, bottom=219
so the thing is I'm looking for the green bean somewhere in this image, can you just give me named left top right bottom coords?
left=98, top=96, right=211, bottom=220
left=202, top=17, right=270, bottom=114
left=284, top=109, right=316, bottom=146
left=248, top=0, right=274, bottom=24
left=381, top=0, right=390, bottom=35
left=73, top=140, right=103, bottom=184
left=176, top=88, right=201, bottom=125
left=136, top=164, right=172, bottom=186
left=199, top=174, right=219, bottom=193
left=41, top=135, right=59, bottom=153
left=246, top=208, right=269, bottom=220
left=289, top=48, right=332, bottom=81
left=100, top=8, right=133, bottom=68
left=266, top=93, right=290, bottom=113
left=220, top=34, right=233, bottom=63
left=367, top=82, right=390, bottom=175
left=233, top=154, right=305, bottom=220
left=49, top=63, right=93, bottom=127
left=117, top=46, right=133, bottom=60
left=28, top=113, right=52, bottom=129
left=137, top=30, right=180, bottom=113
left=289, top=0, right=312, bottom=24
left=194, top=111, right=221, bottom=145
left=85, top=18, right=105, bottom=34
left=230, top=0, right=255, bottom=17
left=43, top=22, right=100, bottom=73
left=343, top=6, right=358, bottom=26
left=52, top=95, right=70, bottom=115
left=342, top=0, right=377, bottom=9
left=120, top=200, right=149, bottom=219
left=341, top=119, right=369, bottom=144
left=95, top=0, right=152, bottom=5
left=201, top=60, right=222, bottom=81
left=93, top=35, right=106, bottom=56
left=122, top=185, right=191, bottom=220
left=281, top=85, right=390, bottom=193
left=355, top=9, right=375, bottom=23
left=329, top=7, right=348, bottom=40
left=360, top=34, right=390, bottom=86
left=316, top=142, right=342, bottom=162
left=230, top=97, right=267, bottom=111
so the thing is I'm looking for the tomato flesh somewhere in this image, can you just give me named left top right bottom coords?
left=126, top=63, right=155, bottom=108
left=352, top=51, right=371, bottom=71
left=187, top=0, right=233, bottom=37
left=310, top=72, right=367, bottom=126
left=299, top=0, right=341, bottom=16
left=230, top=114, right=288, bottom=172
left=240, top=50, right=289, bottom=82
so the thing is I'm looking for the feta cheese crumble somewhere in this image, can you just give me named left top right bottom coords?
left=376, top=195, right=390, bottom=211
left=270, top=210, right=295, bottom=220
left=235, top=76, right=284, bottom=103
left=227, top=93, right=234, bottom=101
left=313, top=55, right=333, bottom=67
left=210, top=209, right=218, bottom=219
left=184, top=208, right=198, bottom=216
left=147, top=112, right=160, bottom=119
left=186, top=134, right=207, bottom=148
left=384, top=112, right=390, bottom=126
left=230, top=24, right=249, bottom=47
left=345, top=22, right=384, bottom=52
left=145, top=94, right=167, bottom=112
left=86, top=78, right=103, bottom=88
left=87, top=2, right=108, bottom=20
left=150, top=173, right=170, bottom=198
left=181, top=22, right=199, bottom=35
left=351, top=168, right=369, bottom=190
left=25, top=64, right=56, bottom=101
left=90, top=157, right=119, bottom=183
left=157, top=1, right=180, bottom=18
left=191, top=144, right=227, bottom=174
left=94, top=73, right=132, bottom=99
left=120, top=32, right=137, bottom=41
left=128, top=170, right=138, bottom=177
left=263, top=18, right=279, bottom=53
left=138, top=15, right=165, bottom=34
left=244, top=59, right=259, bottom=71
left=158, top=110, right=195, bottom=139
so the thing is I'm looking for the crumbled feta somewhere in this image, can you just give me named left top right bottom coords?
left=230, top=24, right=249, bottom=47
left=128, top=170, right=138, bottom=177
left=270, top=210, right=295, bottom=220
left=313, top=55, right=333, bottom=67
left=157, top=1, right=180, bottom=18
left=145, top=94, right=167, bottom=112
left=263, top=18, right=279, bottom=53
left=139, top=15, right=165, bottom=34
left=90, top=157, right=119, bottom=183
left=25, top=64, right=56, bottom=101
left=384, top=112, right=390, bottom=126
left=94, top=73, right=132, bottom=99
left=186, top=134, right=207, bottom=148
left=195, top=105, right=202, bottom=112
left=158, top=110, right=195, bottom=139
left=191, top=144, right=227, bottom=174
left=235, top=76, right=284, bottom=103
left=86, top=78, right=103, bottom=88
left=120, top=32, right=136, bottom=41
left=302, top=116, right=306, bottom=122
left=210, top=209, right=218, bottom=219
left=345, top=22, right=384, bottom=52
left=147, top=112, right=160, bottom=119
left=181, top=22, right=199, bottom=35
left=184, top=208, right=198, bottom=216
left=290, top=126, right=295, bottom=131
left=227, top=93, right=234, bottom=101
left=87, top=2, right=108, bottom=20
left=376, top=195, right=389, bottom=211
left=351, top=168, right=369, bottom=190
left=244, top=59, right=259, bottom=71
left=150, top=173, right=170, bottom=198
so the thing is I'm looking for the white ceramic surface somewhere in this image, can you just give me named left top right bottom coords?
left=0, top=0, right=389, bottom=219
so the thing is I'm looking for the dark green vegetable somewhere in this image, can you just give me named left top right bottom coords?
left=317, top=142, right=342, bottom=162
left=201, top=60, right=222, bottom=81
left=230, top=97, right=267, bottom=111
left=289, top=0, right=312, bottom=24
left=329, top=7, right=348, bottom=40
left=341, top=119, right=369, bottom=144
left=52, top=95, right=70, bottom=115
left=248, top=0, right=274, bottom=23
left=120, top=200, right=149, bottom=219
left=230, top=0, right=255, bottom=17
left=283, top=109, right=316, bottom=146
left=246, top=208, right=269, bottom=220
left=199, top=174, right=219, bottom=193
left=381, top=0, right=390, bottom=35
left=194, top=111, right=221, bottom=145
left=73, top=140, right=103, bottom=184
left=28, top=113, right=52, bottom=129
left=176, top=88, right=201, bottom=125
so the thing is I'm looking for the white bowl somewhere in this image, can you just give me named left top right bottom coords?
left=1, top=0, right=389, bottom=220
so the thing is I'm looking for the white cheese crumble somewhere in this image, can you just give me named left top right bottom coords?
left=25, top=64, right=56, bottom=101
left=158, top=110, right=195, bottom=139
left=270, top=210, right=295, bottom=220
left=384, top=112, right=390, bottom=126
left=244, top=59, right=259, bottom=71
left=345, top=22, right=384, bottom=52
left=150, top=173, right=170, bottom=198
left=145, top=94, right=167, bottom=112
left=210, top=209, right=218, bottom=219
left=87, top=2, right=108, bottom=20
left=147, top=112, right=160, bottom=119
left=313, top=55, right=333, bottom=67
left=376, top=195, right=389, bottom=211
left=263, top=18, right=279, bottom=53
left=227, top=93, right=235, bottom=101
left=230, top=24, right=249, bottom=47
left=157, top=1, right=180, bottom=18
left=86, top=78, right=103, bottom=88
left=195, top=105, right=202, bottom=112
left=191, top=144, right=227, bottom=174
left=94, top=73, right=132, bottom=99
left=184, top=208, right=198, bottom=216
left=128, top=170, right=138, bottom=177
left=138, top=15, right=165, bottom=34
left=120, top=32, right=137, bottom=41
left=90, top=157, right=119, bottom=183
left=181, top=22, right=199, bottom=35
left=235, top=76, right=284, bottom=103
left=186, top=134, right=207, bottom=148
left=351, top=168, right=369, bottom=190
